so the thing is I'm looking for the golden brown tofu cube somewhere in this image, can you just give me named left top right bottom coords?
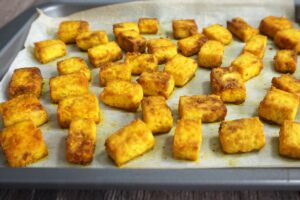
left=1, top=94, right=48, bottom=127
left=273, top=50, right=297, bottom=73
left=259, top=16, right=293, bottom=38
left=57, top=93, right=101, bottom=128
left=57, top=57, right=91, bottom=81
left=113, top=22, right=139, bottom=37
left=219, top=117, right=265, bottom=154
left=8, top=67, right=43, bottom=99
left=198, top=40, right=224, bottom=68
left=279, top=120, right=300, bottom=159
left=227, top=17, right=259, bottom=42
left=138, top=18, right=159, bottom=34
left=177, top=33, right=208, bottom=57
left=173, top=119, right=202, bottom=161
left=0, top=120, right=48, bottom=167
left=274, top=29, right=300, bottom=54
left=210, top=67, right=246, bottom=104
left=58, top=20, right=90, bottom=44
left=125, top=52, right=158, bottom=75
left=76, top=30, right=109, bottom=51
left=116, top=30, right=147, bottom=53
left=66, top=118, right=96, bottom=165
left=179, top=95, right=227, bottom=122
left=147, top=38, right=177, bottom=64
left=100, top=80, right=143, bottom=111
left=272, top=74, right=300, bottom=99
left=203, top=24, right=233, bottom=45
left=230, top=52, right=263, bottom=81
left=88, top=41, right=123, bottom=67
left=137, top=71, right=175, bottom=99
left=164, top=54, right=197, bottom=87
left=142, top=96, right=173, bottom=134
left=105, top=119, right=155, bottom=166
left=99, top=62, right=131, bottom=86
left=242, top=34, right=267, bottom=59
left=172, top=19, right=198, bottom=39
left=258, top=87, right=299, bottom=125
left=34, top=39, right=67, bottom=64
left=49, top=73, right=89, bottom=103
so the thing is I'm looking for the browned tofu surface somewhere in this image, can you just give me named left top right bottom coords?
left=99, top=62, right=131, bottom=86
left=177, top=33, right=208, bottom=57
left=125, top=52, right=158, bottom=75
left=279, top=120, right=300, bottom=159
left=242, top=34, right=267, bottom=59
left=203, top=24, right=232, bottom=45
left=113, top=22, right=139, bottom=37
left=57, top=57, right=91, bottom=81
left=76, top=30, right=109, bottom=51
left=58, top=20, right=90, bottom=44
left=138, top=18, right=159, bottom=34
left=272, top=74, right=300, bottom=100
left=172, top=19, right=198, bottom=39
left=274, top=50, right=297, bottom=73
left=116, top=30, right=147, bottom=53
left=147, top=38, right=177, bottom=64
left=274, top=29, right=300, bottom=54
left=198, top=40, right=224, bottom=68
left=227, top=17, right=258, bottom=42
left=34, top=39, right=67, bottom=64
left=259, top=16, right=293, bottom=38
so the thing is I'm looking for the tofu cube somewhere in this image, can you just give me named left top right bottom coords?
left=34, top=39, right=67, bottom=64
left=0, top=120, right=48, bottom=167
left=258, top=87, right=299, bottom=125
left=274, top=29, right=300, bottom=54
left=66, top=118, right=96, bottom=164
left=99, top=62, right=131, bottom=86
left=137, top=71, right=175, bottom=99
left=164, top=54, right=197, bottom=86
left=49, top=73, right=89, bottom=103
left=203, top=24, right=233, bottom=45
left=116, top=30, right=147, bottom=53
left=142, top=96, right=173, bottom=134
left=58, top=20, right=90, bottom=44
left=198, top=40, right=224, bottom=68
left=178, top=95, right=227, bottom=122
left=172, top=19, right=198, bottom=39
left=210, top=67, right=246, bottom=104
left=274, top=50, right=297, bottom=73
left=173, top=119, right=202, bottom=161
left=1, top=94, right=48, bottom=127
left=57, top=93, right=101, bottom=128
left=76, top=30, right=109, bottom=51
left=219, top=117, right=265, bottom=154
left=147, top=38, right=177, bottom=64
left=57, top=57, right=91, bottom=81
left=88, top=41, right=123, bottom=68
left=272, top=74, right=300, bottom=99
left=8, top=67, right=43, bottom=99
left=227, top=17, right=259, bottom=42
left=113, top=22, right=139, bottom=37
left=105, top=119, right=155, bottom=166
left=100, top=80, right=143, bottom=111
left=125, top=52, right=158, bottom=75
left=242, top=34, right=267, bottom=59
left=279, top=120, right=300, bottom=159
left=177, top=33, right=208, bottom=57
left=259, top=16, right=293, bottom=38
left=138, top=18, right=159, bottom=34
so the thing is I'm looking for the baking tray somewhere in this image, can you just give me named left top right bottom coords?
left=1, top=0, right=300, bottom=190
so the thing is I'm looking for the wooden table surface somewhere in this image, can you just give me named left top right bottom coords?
left=0, top=0, right=299, bottom=199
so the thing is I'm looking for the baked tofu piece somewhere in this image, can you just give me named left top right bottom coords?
left=138, top=18, right=159, bottom=34
left=272, top=74, right=300, bottom=99
left=8, top=67, right=43, bottom=99
left=76, top=30, right=109, bottom=51
left=1, top=94, right=48, bottom=127
left=227, top=17, right=259, bottom=42
left=258, top=87, right=299, bottom=125
left=219, top=117, right=265, bottom=154
left=57, top=93, right=101, bottom=128
left=273, top=50, right=297, bottom=73
left=137, top=71, right=175, bottom=99
left=141, top=96, right=173, bottom=134
left=203, top=24, right=233, bottom=45
left=116, top=30, right=147, bottom=53
left=34, top=39, right=67, bottom=64
left=125, top=52, right=158, bottom=75
left=242, top=34, right=267, bottom=59
left=178, top=95, right=227, bottom=122
left=147, top=38, right=177, bottom=64
left=173, top=119, right=202, bottom=161
left=230, top=52, right=263, bottom=81
left=99, top=62, right=131, bottom=86
left=279, top=120, right=300, bottom=159
left=0, top=120, right=48, bottom=167
left=177, top=33, right=208, bottom=57
left=58, top=20, right=90, bottom=44
left=164, top=54, right=197, bottom=86
left=198, top=40, right=224, bottom=68
left=49, top=73, right=89, bottom=103
left=210, top=67, right=246, bottom=104
left=105, top=119, right=155, bottom=166
left=113, top=22, right=139, bottom=37
left=88, top=41, right=122, bottom=68
left=66, top=118, right=96, bottom=164
left=100, top=80, right=143, bottom=111
left=172, top=19, right=198, bottom=39
left=259, top=16, right=293, bottom=38
left=57, top=57, right=91, bottom=81
left=274, top=29, right=300, bottom=54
